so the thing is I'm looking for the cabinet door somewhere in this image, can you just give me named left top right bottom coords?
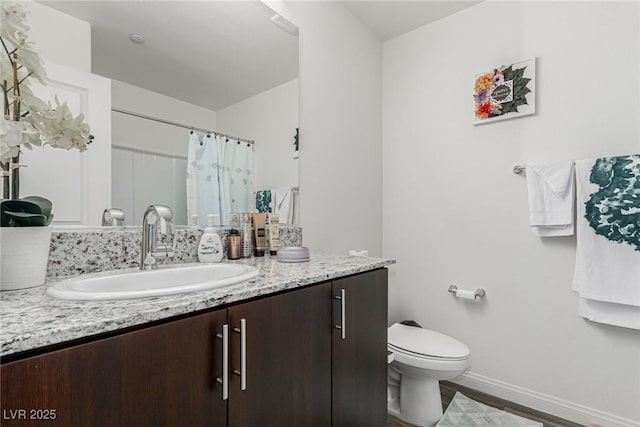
left=0, top=309, right=228, bottom=427
left=228, top=283, right=332, bottom=427
left=332, top=269, right=388, bottom=427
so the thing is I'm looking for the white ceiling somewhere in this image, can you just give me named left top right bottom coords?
left=40, top=1, right=481, bottom=112
left=344, top=1, right=481, bottom=41
left=40, top=1, right=300, bottom=111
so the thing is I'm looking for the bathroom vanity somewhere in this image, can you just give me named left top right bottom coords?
left=0, top=255, right=394, bottom=427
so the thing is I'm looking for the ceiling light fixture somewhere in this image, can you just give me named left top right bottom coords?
left=129, top=33, right=146, bottom=44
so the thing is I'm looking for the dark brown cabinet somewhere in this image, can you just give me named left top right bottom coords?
left=1, top=269, right=387, bottom=427
left=0, top=309, right=228, bottom=427
left=331, top=269, right=388, bottom=427
left=228, top=282, right=332, bottom=427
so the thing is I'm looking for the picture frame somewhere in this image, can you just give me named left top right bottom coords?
left=472, top=57, right=536, bottom=125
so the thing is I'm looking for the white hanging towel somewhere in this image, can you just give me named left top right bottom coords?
left=273, top=187, right=294, bottom=224
left=525, top=161, right=575, bottom=236
left=573, top=155, right=640, bottom=326
left=577, top=298, right=640, bottom=330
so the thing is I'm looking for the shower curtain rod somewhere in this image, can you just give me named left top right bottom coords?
left=111, top=107, right=254, bottom=145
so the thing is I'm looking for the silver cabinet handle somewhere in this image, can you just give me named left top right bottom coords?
left=334, top=288, right=346, bottom=339
left=233, top=318, right=247, bottom=391
left=215, top=324, right=229, bottom=400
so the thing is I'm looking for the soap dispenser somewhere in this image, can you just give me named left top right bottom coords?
left=198, top=214, right=223, bottom=263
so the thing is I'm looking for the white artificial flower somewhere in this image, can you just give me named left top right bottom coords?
left=1, top=117, right=22, bottom=157
left=27, top=97, right=92, bottom=152
left=0, top=2, right=29, bottom=49
left=0, top=52, right=13, bottom=83
left=1, top=3, right=46, bottom=85
left=0, top=116, right=39, bottom=161
left=18, top=116, right=42, bottom=148
left=0, top=1, right=93, bottom=164
left=14, top=41, right=47, bottom=84
left=21, top=91, right=49, bottom=113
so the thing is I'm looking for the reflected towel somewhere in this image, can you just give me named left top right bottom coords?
left=273, top=187, right=294, bottom=224
left=525, top=161, right=575, bottom=236
left=255, top=190, right=273, bottom=213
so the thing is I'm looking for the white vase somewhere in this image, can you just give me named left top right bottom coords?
left=0, top=226, right=52, bottom=291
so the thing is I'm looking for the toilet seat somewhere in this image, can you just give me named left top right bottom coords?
left=388, top=323, right=470, bottom=360
left=388, top=344, right=467, bottom=361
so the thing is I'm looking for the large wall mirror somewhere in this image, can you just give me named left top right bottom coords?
left=39, top=1, right=300, bottom=227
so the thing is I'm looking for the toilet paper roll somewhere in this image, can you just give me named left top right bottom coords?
left=455, top=289, right=476, bottom=300
left=349, top=249, right=368, bottom=257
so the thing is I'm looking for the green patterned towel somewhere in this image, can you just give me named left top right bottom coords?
left=255, top=190, right=273, bottom=213
left=436, top=392, right=542, bottom=427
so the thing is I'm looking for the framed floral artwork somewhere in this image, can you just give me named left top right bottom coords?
left=473, top=57, right=536, bottom=125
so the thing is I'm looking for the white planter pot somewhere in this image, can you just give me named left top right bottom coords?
left=1, top=226, right=52, bottom=291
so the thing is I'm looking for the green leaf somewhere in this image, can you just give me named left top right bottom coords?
left=513, top=67, right=526, bottom=79
left=501, top=104, right=515, bottom=114
left=21, top=196, right=52, bottom=220
left=3, top=211, right=49, bottom=226
left=502, top=67, right=513, bottom=80
left=1, top=197, right=54, bottom=227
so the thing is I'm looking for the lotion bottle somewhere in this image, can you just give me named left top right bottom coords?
left=198, top=214, right=223, bottom=263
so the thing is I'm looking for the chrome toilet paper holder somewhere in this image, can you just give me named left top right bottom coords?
left=448, top=284, right=486, bottom=298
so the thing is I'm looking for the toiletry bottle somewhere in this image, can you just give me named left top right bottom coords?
left=240, top=212, right=253, bottom=258
left=227, top=229, right=242, bottom=260
left=188, top=214, right=199, bottom=229
left=252, top=213, right=267, bottom=257
left=267, top=213, right=280, bottom=255
left=198, top=214, right=223, bottom=263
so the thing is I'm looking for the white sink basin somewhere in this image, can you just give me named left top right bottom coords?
left=46, top=263, right=260, bottom=301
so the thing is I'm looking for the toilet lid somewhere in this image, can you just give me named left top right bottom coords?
left=388, top=323, right=469, bottom=359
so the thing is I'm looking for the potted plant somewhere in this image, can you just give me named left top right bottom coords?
left=1, top=196, right=53, bottom=289
left=1, top=2, right=93, bottom=290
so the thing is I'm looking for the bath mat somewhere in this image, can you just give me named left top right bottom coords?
left=435, top=392, right=543, bottom=427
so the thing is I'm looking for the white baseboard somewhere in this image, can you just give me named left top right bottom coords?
left=452, top=371, right=639, bottom=427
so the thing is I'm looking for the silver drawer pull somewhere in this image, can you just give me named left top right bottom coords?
left=334, top=289, right=346, bottom=339
left=233, top=318, right=247, bottom=391
left=215, top=324, right=229, bottom=400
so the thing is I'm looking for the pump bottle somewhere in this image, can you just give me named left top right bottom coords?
left=198, top=214, right=223, bottom=263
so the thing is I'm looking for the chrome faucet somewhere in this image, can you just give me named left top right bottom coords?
left=102, top=208, right=125, bottom=227
left=140, top=205, right=176, bottom=270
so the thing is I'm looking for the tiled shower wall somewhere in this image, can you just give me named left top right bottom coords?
left=112, top=146, right=188, bottom=226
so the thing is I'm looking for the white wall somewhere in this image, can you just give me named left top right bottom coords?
left=111, top=80, right=217, bottom=158
left=383, top=2, right=640, bottom=426
left=217, top=79, right=299, bottom=192
left=266, top=1, right=383, bottom=256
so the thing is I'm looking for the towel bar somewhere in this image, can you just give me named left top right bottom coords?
left=513, top=164, right=526, bottom=174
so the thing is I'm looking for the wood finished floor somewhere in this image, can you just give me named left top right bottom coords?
left=388, top=381, right=585, bottom=427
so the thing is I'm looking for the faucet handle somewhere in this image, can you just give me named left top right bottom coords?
left=102, top=208, right=125, bottom=227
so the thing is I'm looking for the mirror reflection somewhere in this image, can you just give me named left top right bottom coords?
left=39, top=1, right=300, bottom=226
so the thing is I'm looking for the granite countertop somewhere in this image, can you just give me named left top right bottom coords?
left=0, top=254, right=395, bottom=358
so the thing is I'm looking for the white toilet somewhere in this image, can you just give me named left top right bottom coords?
left=387, top=323, right=471, bottom=427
